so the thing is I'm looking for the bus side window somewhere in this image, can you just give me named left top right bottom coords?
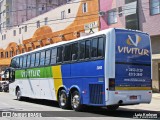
left=30, top=53, right=35, bottom=67
left=16, top=57, right=20, bottom=68
left=27, top=54, right=31, bottom=67
left=50, top=48, right=57, bottom=65
left=40, top=51, right=45, bottom=66
left=57, top=46, right=63, bottom=63
left=98, top=37, right=104, bottom=57
left=45, top=49, right=51, bottom=65
left=35, top=52, right=40, bottom=67
left=91, top=38, right=98, bottom=58
left=19, top=57, right=23, bottom=68
left=64, top=44, right=71, bottom=62
left=23, top=55, right=27, bottom=68
left=71, top=42, right=78, bottom=61
left=10, top=58, right=16, bottom=68
left=79, top=41, right=85, bottom=60
left=85, top=40, right=91, bottom=59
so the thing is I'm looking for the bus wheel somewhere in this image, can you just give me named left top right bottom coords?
left=106, top=105, right=119, bottom=111
left=71, top=91, right=82, bottom=111
left=16, top=88, right=23, bottom=101
left=58, top=90, right=70, bottom=109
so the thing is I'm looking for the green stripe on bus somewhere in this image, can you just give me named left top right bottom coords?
left=15, top=66, right=53, bottom=79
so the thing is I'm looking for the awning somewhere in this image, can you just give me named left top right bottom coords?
left=152, top=54, right=160, bottom=60
left=0, top=58, right=11, bottom=66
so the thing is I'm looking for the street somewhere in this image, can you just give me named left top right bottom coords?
left=0, top=92, right=159, bottom=119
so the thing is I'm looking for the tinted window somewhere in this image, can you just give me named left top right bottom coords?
left=40, top=51, right=45, bottom=66
left=64, top=45, right=71, bottom=62
left=71, top=42, right=78, bottom=61
left=98, top=37, right=104, bottom=57
left=23, top=55, right=27, bottom=68
left=10, top=58, right=17, bottom=68
left=85, top=40, right=91, bottom=59
left=45, top=50, right=51, bottom=65
left=91, top=38, right=98, bottom=58
left=19, top=57, right=23, bottom=68
left=79, top=41, right=85, bottom=60
left=16, top=57, right=20, bottom=68
left=57, top=46, right=63, bottom=63
left=35, top=52, right=40, bottom=67
left=27, top=55, right=31, bottom=67
left=51, top=48, right=57, bottom=64
left=30, top=53, right=35, bottom=67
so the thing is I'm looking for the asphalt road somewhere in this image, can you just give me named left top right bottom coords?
left=0, top=92, right=160, bottom=120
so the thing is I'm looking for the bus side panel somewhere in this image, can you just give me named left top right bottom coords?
left=61, top=60, right=105, bottom=105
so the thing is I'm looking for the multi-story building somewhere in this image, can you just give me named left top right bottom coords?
left=99, top=0, right=160, bottom=92
left=0, top=0, right=67, bottom=30
left=0, top=0, right=99, bottom=74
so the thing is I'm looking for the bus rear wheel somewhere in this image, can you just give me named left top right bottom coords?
left=71, top=91, right=83, bottom=111
left=58, top=90, right=70, bottom=109
left=106, top=105, right=119, bottom=111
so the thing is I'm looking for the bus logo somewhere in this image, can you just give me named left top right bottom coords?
left=126, top=34, right=141, bottom=47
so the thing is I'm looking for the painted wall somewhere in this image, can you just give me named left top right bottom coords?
left=0, top=0, right=99, bottom=62
left=138, top=0, right=160, bottom=36
left=99, top=0, right=124, bottom=30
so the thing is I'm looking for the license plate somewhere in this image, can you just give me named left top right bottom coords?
left=130, top=96, right=137, bottom=100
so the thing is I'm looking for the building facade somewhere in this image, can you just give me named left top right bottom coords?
left=0, top=0, right=67, bottom=30
left=99, top=0, right=160, bottom=92
left=0, top=0, right=99, bottom=74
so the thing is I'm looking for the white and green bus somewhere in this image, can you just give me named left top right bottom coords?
left=6, top=28, right=152, bottom=111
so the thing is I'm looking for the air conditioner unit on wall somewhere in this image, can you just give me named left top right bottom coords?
left=98, top=11, right=105, bottom=17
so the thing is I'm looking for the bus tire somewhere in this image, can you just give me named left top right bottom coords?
left=71, top=90, right=83, bottom=111
left=106, top=105, right=119, bottom=111
left=58, top=90, right=70, bottom=109
left=16, top=88, right=23, bottom=101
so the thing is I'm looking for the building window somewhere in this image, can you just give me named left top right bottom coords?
left=13, top=30, right=16, bottom=36
left=61, top=11, right=65, bottom=19
left=107, top=9, right=117, bottom=25
left=4, top=34, right=6, bottom=40
left=16, top=50, right=19, bottom=55
left=19, top=28, right=21, bottom=34
left=126, top=14, right=139, bottom=30
left=1, top=52, right=3, bottom=58
left=25, top=26, right=27, bottom=32
left=5, top=52, right=8, bottom=58
left=36, top=46, right=40, bottom=48
left=82, top=3, right=88, bottom=13
left=37, top=21, right=40, bottom=28
left=68, top=9, right=71, bottom=13
left=22, top=48, right=25, bottom=53
left=3, top=22, right=5, bottom=28
left=10, top=51, right=13, bottom=57
left=44, top=17, right=48, bottom=25
left=125, top=0, right=137, bottom=4
left=150, top=0, right=160, bottom=15
left=28, top=47, right=32, bottom=51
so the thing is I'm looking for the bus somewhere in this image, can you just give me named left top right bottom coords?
left=6, top=28, right=152, bottom=111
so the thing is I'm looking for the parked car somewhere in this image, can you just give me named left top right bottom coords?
left=2, top=81, right=9, bottom=92
left=0, top=81, right=9, bottom=92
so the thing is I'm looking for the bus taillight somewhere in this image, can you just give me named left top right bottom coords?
left=109, top=78, right=115, bottom=91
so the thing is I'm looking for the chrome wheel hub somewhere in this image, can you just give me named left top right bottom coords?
left=72, top=95, right=80, bottom=108
left=60, top=93, right=66, bottom=106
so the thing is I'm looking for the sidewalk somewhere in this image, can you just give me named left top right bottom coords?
left=152, top=93, right=160, bottom=98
